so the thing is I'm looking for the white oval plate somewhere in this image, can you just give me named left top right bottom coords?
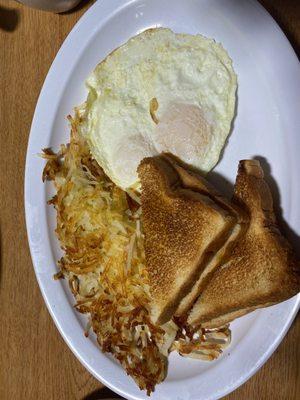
left=25, top=1, right=300, bottom=399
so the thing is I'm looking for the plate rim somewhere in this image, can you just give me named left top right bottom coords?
left=25, top=1, right=300, bottom=399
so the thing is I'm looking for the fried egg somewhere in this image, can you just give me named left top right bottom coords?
left=81, top=28, right=237, bottom=190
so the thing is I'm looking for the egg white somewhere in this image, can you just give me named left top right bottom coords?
left=80, top=28, right=237, bottom=190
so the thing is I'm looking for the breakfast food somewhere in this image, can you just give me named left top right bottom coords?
left=43, top=124, right=300, bottom=393
left=81, top=28, right=237, bottom=190
left=42, top=28, right=300, bottom=396
left=166, top=155, right=246, bottom=317
left=42, top=112, right=231, bottom=395
left=43, top=115, right=169, bottom=393
left=139, top=156, right=300, bottom=329
left=137, top=155, right=243, bottom=325
left=188, top=160, right=300, bottom=328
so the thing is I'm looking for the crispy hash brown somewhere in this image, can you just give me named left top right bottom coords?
left=42, top=110, right=231, bottom=394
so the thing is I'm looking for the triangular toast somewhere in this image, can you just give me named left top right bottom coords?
left=188, top=160, right=300, bottom=328
left=138, top=155, right=241, bottom=324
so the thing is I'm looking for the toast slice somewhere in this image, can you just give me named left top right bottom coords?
left=138, top=155, right=241, bottom=325
left=163, top=155, right=247, bottom=316
left=188, top=160, right=300, bottom=329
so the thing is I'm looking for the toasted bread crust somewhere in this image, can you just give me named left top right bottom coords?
left=188, top=160, right=300, bottom=328
left=138, top=156, right=238, bottom=324
left=200, top=301, right=277, bottom=328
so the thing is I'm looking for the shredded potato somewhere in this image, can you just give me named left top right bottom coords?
left=42, top=110, right=231, bottom=395
left=172, top=325, right=231, bottom=361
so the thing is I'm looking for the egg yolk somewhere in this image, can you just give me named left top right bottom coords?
left=152, top=102, right=212, bottom=165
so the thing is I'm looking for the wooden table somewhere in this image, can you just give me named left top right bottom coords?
left=0, top=1, right=299, bottom=399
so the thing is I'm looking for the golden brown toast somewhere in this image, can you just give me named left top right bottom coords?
left=162, top=154, right=247, bottom=316
left=138, top=155, right=240, bottom=325
left=188, top=160, right=300, bottom=329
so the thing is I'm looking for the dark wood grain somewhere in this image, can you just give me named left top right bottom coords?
left=0, top=1, right=299, bottom=399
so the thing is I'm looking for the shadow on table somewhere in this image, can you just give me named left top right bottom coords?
left=0, top=5, right=20, bottom=32
left=82, top=387, right=123, bottom=400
